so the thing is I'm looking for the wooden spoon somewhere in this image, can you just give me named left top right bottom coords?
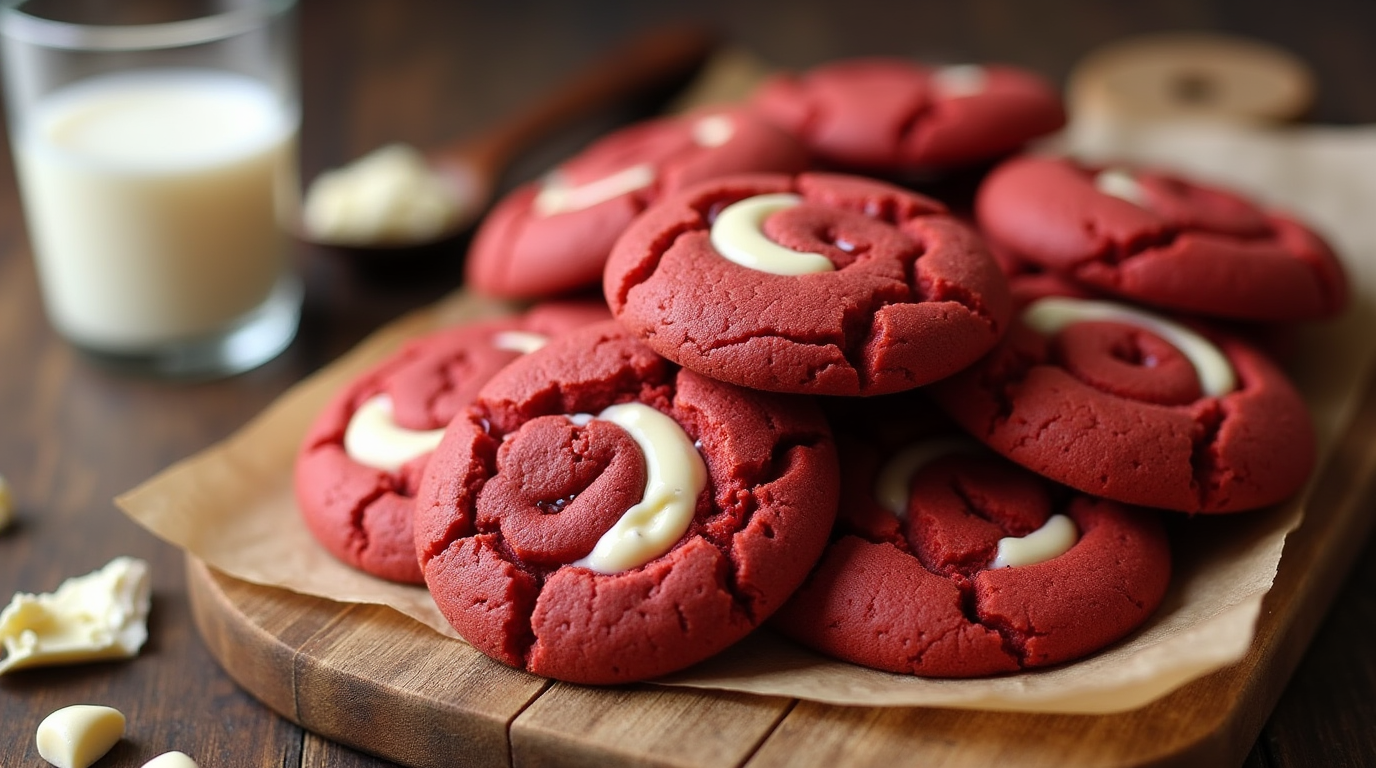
left=300, top=23, right=718, bottom=250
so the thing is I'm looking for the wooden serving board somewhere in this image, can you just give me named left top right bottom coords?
left=185, top=361, right=1376, bottom=768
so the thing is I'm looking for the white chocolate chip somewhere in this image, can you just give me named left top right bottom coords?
left=0, top=557, right=151, bottom=675
left=691, top=113, right=736, bottom=147
left=532, top=163, right=656, bottom=217
left=141, top=751, right=199, bottom=768
left=0, top=474, right=13, bottom=532
left=343, top=394, right=447, bottom=473
left=491, top=330, right=549, bottom=354
left=932, top=64, right=989, bottom=97
left=36, top=704, right=125, bottom=768
left=989, top=514, right=1078, bottom=569
left=873, top=438, right=981, bottom=517
left=302, top=143, right=464, bottom=245
left=1094, top=168, right=1148, bottom=207
left=572, top=403, right=707, bottom=574
left=1021, top=296, right=1237, bottom=397
left=710, top=193, right=835, bottom=276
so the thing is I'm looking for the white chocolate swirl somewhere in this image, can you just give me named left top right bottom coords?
left=571, top=403, right=707, bottom=574
left=1021, top=296, right=1237, bottom=397
left=710, top=193, right=835, bottom=276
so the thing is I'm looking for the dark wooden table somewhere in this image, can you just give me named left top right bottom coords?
left=2, top=2, right=1374, bottom=766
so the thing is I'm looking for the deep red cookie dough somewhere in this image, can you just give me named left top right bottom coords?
left=928, top=277, right=1316, bottom=513
left=294, top=301, right=610, bottom=584
left=603, top=172, right=1012, bottom=396
left=465, top=106, right=809, bottom=300
left=773, top=417, right=1171, bottom=677
left=974, top=155, right=1348, bottom=321
left=413, top=321, right=840, bottom=684
left=751, top=57, right=1065, bottom=175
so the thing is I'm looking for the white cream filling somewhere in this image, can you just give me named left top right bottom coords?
left=533, top=163, right=656, bottom=217
left=1094, top=167, right=1148, bottom=207
left=710, top=193, right=836, bottom=276
left=691, top=113, right=736, bottom=147
left=873, top=438, right=981, bottom=517
left=1021, top=296, right=1237, bottom=397
left=491, top=330, right=549, bottom=354
left=0, top=557, right=151, bottom=675
left=873, top=441, right=1079, bottom=569
left=932, top=64, right=989, bottom=97
left=988, top=514, right=1078, bottom=569
left=343, top=394, right=447, bottom=473
left=36, top=704, right=126, bottom=768
left=570, top=403, right=707, bottom=574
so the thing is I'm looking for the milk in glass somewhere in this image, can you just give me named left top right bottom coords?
left=14, top=68, right=298, bottom=351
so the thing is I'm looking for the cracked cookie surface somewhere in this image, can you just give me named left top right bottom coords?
left=294, top=301, right=610, bottom=584
left=603, top=172, right=1012, bottom=396
left=414, top=321, right=840, bottom=684
left=928, top=277, right=1315, bottom=513
left=776, top=399, right=1172, bottom=677
left=975, top=155, right=1348, bottom=321
left=751, top=57, right=1065, bottom=175
left=773, top=421, right=1171, bottom=677
left=465, top=107, right=808, bottom=300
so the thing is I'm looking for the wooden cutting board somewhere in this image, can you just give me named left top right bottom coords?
left=185, top=358, right=1376, bottom=768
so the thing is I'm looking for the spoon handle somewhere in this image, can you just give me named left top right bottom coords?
left=440, top=24, right=718, bottom=177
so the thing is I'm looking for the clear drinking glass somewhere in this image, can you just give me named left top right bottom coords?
left=0, top=0, right=301, bottom=377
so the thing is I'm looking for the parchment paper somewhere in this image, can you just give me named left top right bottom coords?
left=116, top=73, right=1376, bottom=714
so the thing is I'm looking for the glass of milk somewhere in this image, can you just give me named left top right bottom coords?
left=0, top=0, right=301, bottom=377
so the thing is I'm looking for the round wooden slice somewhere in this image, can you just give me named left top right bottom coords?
left=1067, top=32, right=1315, bottom=124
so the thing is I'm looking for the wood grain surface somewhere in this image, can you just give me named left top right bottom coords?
left=2, top=2, right=1375, bottom=767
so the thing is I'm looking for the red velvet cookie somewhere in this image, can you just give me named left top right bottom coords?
left=773, top=414, right=1171, bottom=677
left=751, top=58, right=1065, bottom=175
left=465, top=106, right=809, bottom=299
left=413, top=321, right=839, bottom=684
left=603, top=172, right=1012, bottom=396
left=975, top=155, right=1348, bottom=322
left=928, top=277, right=1316, bottom=513
left=294, top=300, right=610, bottom=583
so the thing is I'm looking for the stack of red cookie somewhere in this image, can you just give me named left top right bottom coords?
left=295, top=57, right=1344, bottom=684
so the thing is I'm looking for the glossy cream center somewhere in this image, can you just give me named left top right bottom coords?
left=571, top=403, right=707, bottom=574
left=1021, top=296, right=1237, bottom=397
left=710, top=193, right=835, bottom=275
left=873, top=440, right=1078, bottom=569
left=343, top=394, right=447, bottom=472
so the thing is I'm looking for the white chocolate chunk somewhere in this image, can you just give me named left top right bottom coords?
left=491, top=330, right=549, bottom=354
left=1094, top=168, right=1148, bottom=207
left=989, top=514, right=1078, bottom=569
left=1021, top=296, right=1237, bottom=397
left=691, top=113, right=736, bottom=147
left=710, top=193, right=835, bottom=276
left=533, top=163, right=655, bottom=216
left=343, top=394, right=447, bottom=473
left=933, top=64, right=989, bottom=97
left=141, top=751, right=200, bottom=768
left=0, top=557, right=150, bottom=675
left=303, top=143, right=464, bottom=245
left=0, top=473, right=13, bottom=532
left=873, top=438, right=981, bottom=517
left=572, top=403, right=707, bottom=574
left=36, top=704, right=125, bottom=768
